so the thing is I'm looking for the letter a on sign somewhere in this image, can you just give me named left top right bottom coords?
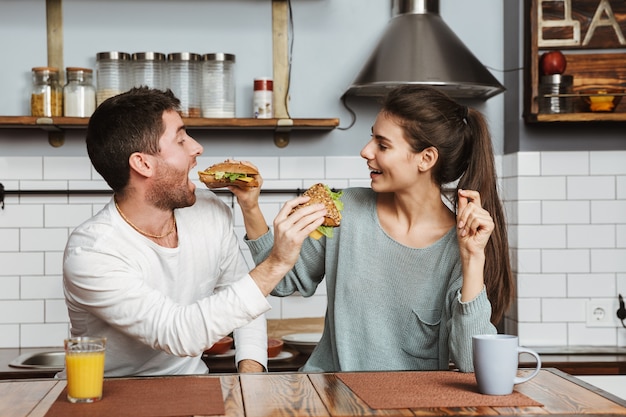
left=583, top=0, right=626, bottom=45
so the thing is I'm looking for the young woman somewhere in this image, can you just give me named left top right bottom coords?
left=234, top=85, right=514, bottom=373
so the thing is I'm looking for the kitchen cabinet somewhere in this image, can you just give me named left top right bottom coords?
left=524, top=0, right=626, bottom=123
left=0, top=0, right=339, bottom=147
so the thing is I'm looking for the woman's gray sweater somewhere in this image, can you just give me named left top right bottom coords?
left=246, top=187, right=496, bottom=372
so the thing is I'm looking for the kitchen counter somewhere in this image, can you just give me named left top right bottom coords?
left=0, top=347, right=64, bottom=380
left=0, top=318, right=326, bottom=379
left=520, top=346, right=626, bottom=375
left=578, top=375, right=626, bottom=400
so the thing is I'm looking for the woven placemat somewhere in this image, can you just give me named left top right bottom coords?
left=45, top=376, right=225, bottom=417
left=336, top=371, right=543, bottom=409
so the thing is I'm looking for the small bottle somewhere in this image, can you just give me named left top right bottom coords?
left=253, top=77, right=273, bottom=119
left=131, top=52, right=166, bottom=90
left=31, top=67, right=62, bottom=117
left=168, top=52, right=201, bottom=117
left=201, top=53, right=236, bottom=118
left=96, top=51, right=131, bottom=106
left=63, top=67, right=96, bottom=117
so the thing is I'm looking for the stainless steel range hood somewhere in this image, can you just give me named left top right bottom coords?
left=343, top=0, right=505, bottom=100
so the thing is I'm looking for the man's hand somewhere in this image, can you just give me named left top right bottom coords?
left=250, top=195, right=326, bottom=295
left=238, top=359, right=265, bottom=373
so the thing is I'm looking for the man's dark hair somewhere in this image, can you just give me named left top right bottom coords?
left=86, top=87, right=181, bottom=193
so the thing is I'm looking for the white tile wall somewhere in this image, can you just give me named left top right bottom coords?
left=517, top=274, right=566, bottom=298
left=542, top=201, right=589, bottom=224
left=540, top=151, right=589, bottom=176
left=567, top=176, right=615, bottom=200
left=567, top=274, right=616, bottom=298
left=518, top=322, right=567, bottom=345
left=590, top=151, right=626, bottom=175
left=504, top=151, right=626, bottom=347
left=1, top=152, right=625, bottom=348
left=617, top=176, right=626, bottom=199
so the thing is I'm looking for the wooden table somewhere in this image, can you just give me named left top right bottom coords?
left=2, top=369, right=625, bottom=417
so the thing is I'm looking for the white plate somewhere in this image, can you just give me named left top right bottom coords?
left=204, top=348, right=235, bottom=359
left=281, top=333, right=322, bottom=345
left=268, top=351, right=294, bottom=362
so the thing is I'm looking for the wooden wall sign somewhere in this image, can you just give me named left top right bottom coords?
left=538, top=0, right=626, bottom=49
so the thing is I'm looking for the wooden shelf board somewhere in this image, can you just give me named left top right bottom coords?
left=0, top=116, right=340, bottom=130
left=525, top=112, right=626, bottom=123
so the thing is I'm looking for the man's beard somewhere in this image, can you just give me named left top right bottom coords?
left=147, top=159, right=196, bottom=210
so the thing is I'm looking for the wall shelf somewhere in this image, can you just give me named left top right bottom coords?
left=0, top=0, right=340, bottom=148
left=525, top=112, right=626, bottom=123
left=0, top=116, right=339, bottom=148
left=524, top=0, right=626, bottom=123
left=0, top=116, right=341, bottom=130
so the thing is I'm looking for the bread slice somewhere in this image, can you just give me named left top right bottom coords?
left=205, top=161, right=258, bottom=175
left=198, top=161, right=259, bottom=188
left=299, top=183, right=342, bottom=227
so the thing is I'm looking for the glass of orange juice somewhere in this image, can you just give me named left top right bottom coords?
left=64, top=336, right=106, bottom=403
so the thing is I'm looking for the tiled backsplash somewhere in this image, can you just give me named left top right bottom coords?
left=502, top=151, right=626, bottom=347
left=1, top=151, right=625, bottom=348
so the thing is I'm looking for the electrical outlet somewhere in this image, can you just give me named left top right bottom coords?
left=586, top=298, right=621, bottom=327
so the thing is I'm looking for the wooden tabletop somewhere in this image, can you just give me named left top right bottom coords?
left=2, top=369, right=625, bottom=417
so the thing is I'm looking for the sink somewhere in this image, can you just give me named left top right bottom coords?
left=9, top=351, right=65, bottom=370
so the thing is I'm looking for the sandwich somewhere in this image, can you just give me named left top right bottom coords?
left=198, top=161, right=259, bottom=189
left=293, top=183, right=343, bottom=239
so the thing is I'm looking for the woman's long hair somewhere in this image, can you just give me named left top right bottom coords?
left=381, top=85, right=514, bottom=325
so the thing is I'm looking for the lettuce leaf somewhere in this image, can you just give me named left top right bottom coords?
left=317, top=225, right=335, bottom=239
left=213, top=171, right=248, bottom=182
left=316, top=186, right=343, bottom=238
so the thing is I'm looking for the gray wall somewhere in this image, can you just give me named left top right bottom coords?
left=0, top=0, right=505, bottom=158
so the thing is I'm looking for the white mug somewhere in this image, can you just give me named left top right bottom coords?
left=472, top=334, right=541, bottom=395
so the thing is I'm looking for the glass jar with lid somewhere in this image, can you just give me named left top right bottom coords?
left=31, top=67, right=62, bottom=117
left=201, top=53, right=236, bottom=118
left=132, top=52, right=166, bottom=90
left=63, top=67, right=96, bottom=117
left=167, top=52, right=201, bottom=117
left=96, top=51, right=131, bottom=106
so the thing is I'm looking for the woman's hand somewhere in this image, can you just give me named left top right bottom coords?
left=456, top=189, right=493, bottom=302
left=456, top=189, right=494, bottom=258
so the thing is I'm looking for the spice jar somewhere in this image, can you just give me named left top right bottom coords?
left=253, top=77, right=273, bottom=119
left=132, top=52, right=166, bottom=89
left=63, top=67, right=96, bottom=117
left=201, top=53, right=236, bottom=118
left=167, top=52, right=201, bottom=117
left=96, top=51, right=131, bottom=106
left=31, top=67, right=62, bottom=117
